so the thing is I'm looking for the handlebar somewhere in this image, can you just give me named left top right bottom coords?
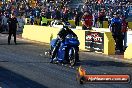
left=66, top=35, right=78, bottom=39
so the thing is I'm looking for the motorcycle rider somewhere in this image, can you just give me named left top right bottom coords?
left=50, top=21, right=79, bottom=63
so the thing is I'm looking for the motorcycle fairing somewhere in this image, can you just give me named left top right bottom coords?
left=57, top=44, right=67, bottom=61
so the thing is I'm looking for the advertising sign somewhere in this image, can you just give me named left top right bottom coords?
left=85, top=31, right=104, bottom=52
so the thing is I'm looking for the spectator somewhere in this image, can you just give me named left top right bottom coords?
left=62, top=9, right=69, bottom=22
left=1, top=12, right=8, bottom=32
left=74, top=12, right=80, bottom=26
left=0, top=12, right=3, bottom=32
left=55, top=8, right=61, bottom=20
left=30, top=14, right=34, bottom=25
left=83, top=3, right=89, bottom=12
left=98, top=10, right=105, bottom=28
left=93, top=11, right=98, bottom=28
left=17, top=15, right=25, bottom=32
left=51, top=9, right=56, bottom=19
left=82, top=11, right=93, bottom=30
left=107, top=9, right=114, bottom=28
left=46, top=8, right=51, bottom=19
left=121, top=16, right=129, bottom=49
left=34, top=16, right=41, bottom=25
left=41, top=14, right=48, bottom=26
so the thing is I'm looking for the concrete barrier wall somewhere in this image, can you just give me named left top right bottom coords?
left=23, top=25, right=132, bottom=59
left=22, top=25, right=59, bottom=43
left=128, top=22, right=132, bottom=29
left=22, top=25, right=116, bottom=55
left=22, top=25, right=86, bottom=50
left=124, top=44, right=132, bottom=59
left=104, top=32, right=115, bottom=55
left=73, top=30, right=86, bottom=50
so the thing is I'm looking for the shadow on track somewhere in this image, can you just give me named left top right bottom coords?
left=0, top=42, right=35, bottom=45
left=0, top=67, right=48, bottom=88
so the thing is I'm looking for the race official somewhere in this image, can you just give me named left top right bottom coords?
left=110, top=12, right=123, bottom=53
left=8, top=13, right=18, bottom=45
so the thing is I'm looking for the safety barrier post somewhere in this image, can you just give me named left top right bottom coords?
left=103, top=32, right=115, bottom=55
left=73, top=30, right=86, bottom=50
left=124, top=44, right=132, bottom=59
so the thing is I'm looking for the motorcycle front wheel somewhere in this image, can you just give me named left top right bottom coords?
left=69, top=47, right=77, bottom=66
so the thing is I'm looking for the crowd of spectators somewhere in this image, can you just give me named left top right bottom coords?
left=0, top=0, right=74, bottom=29
left=0, top=0, right=131, bottom=30
left=83, top=0, right=131, bottom=28
left=22, top=0, right=131, bottom=28
left=0, top=0, right=26, bottom=32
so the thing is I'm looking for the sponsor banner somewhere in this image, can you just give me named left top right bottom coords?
left=85, top=31, right=104, bottom=52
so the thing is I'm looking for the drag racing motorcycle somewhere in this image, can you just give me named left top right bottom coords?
left=50, top=34, right=80, bottom=66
